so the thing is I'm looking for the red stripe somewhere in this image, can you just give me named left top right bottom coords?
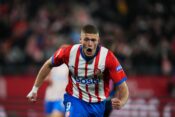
left=85, top=62, right=88, bottom=77
left=94, top=48, right=101, bottom=102
left=85, top=62, right=92, bottom=102
left=65, top=46, right=73, bottom=95
left=103, top=72, right=110, bottom=98
left=66, top=74, right=73, bottom=95
left=74, top=46, right=82, bottom=99
left=103, top=51, right=113, bottom=98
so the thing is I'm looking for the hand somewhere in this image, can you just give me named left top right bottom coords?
left=26, top=86, right=38, bottom=102
left=111, top=98, right=123, bottom=110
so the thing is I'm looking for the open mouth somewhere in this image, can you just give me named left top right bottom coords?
left=86, top=48, right=93, bottom=55
left=87, top=48, right=92, bottom=52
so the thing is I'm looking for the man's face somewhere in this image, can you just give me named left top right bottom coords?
left=80, top=32, right=99, bottom=57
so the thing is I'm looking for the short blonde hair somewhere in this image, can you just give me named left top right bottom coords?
left=81, top=24, right=99, bottom=36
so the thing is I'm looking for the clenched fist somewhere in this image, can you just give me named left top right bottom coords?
left=111, top=98, right=123, bottom=110
left=26, top=86, right=38, bottom=102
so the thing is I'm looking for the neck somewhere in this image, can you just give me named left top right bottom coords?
left=82, top=50, right=95, bottom=58
left=80, top=45, right=100, bottom=61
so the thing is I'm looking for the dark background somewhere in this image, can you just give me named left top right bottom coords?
left=0, top=0, right=175, bottom=117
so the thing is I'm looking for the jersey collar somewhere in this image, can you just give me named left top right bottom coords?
left=80, top=45, right=100, bottom=62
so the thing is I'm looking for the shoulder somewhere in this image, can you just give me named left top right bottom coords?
left=60, top=44, right=81, bottom=57
left=69, top=44, right=81, bottom=51
left=100, top=46, right=114, bottom=58
left=57, top=45, right=74, bottom=55
left=100, top=46, right=109, bottom=52
left=103, top=47, right=119, bottom=67
left=61, top=45, right=73, bottom=51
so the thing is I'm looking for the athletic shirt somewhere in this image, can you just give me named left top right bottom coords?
left=51, top=44, right=127, bottom=103
left=45, top=64, right=68, bottom=101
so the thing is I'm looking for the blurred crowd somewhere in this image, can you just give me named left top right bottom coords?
left=0, top=0, right=175, bottom=75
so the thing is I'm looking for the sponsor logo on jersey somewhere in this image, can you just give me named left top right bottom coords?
left=75, top=77, right=100, bottom=84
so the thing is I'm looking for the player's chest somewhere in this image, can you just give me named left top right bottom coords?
left=68, top=58, right=105, bottom=77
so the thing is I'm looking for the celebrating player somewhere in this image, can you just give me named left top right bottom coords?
left=27, top=24, right=129, bottom=117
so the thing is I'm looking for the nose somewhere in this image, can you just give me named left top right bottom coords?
left=88, top=40, right=93, bottom=46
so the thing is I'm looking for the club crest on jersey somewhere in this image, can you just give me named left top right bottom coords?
left=116, top=65, right=122, bottom=71
left=94, top=68, right=103, bottom=78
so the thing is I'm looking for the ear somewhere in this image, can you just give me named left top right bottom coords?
left=80, top=38, right=82, bottom=43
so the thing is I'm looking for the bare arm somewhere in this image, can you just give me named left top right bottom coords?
left=34, top=58, right=53, bottom=87
left=26, top=58, right=53, bottom=102
left=111, top=81, right=129, bottom=109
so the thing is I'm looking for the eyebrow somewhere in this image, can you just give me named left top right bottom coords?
left=84, top=37, right=97, bottom=41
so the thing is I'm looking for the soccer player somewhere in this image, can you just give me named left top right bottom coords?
left=44, top=64, right=68, bottom=117
left=27, top=24, right=129, bottom=117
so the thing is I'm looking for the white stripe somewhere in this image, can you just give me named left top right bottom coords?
left=78, top=55, right=86, bottom=77
left=98, top=47, right=108, bottom=100
left=98, top=79, right=106, bottom=100
left=98, top=47, right=108, bottom=72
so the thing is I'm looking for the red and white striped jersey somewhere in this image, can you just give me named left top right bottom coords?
left=52, top=44, right=127, bottom=103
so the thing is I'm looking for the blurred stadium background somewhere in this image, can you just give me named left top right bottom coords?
left=0, top=0, right=175, bottom=117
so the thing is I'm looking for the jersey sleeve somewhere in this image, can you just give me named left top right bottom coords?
left=106, top=51, right=127, bottom=87
left=51, top=45, right=72, bottom=66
